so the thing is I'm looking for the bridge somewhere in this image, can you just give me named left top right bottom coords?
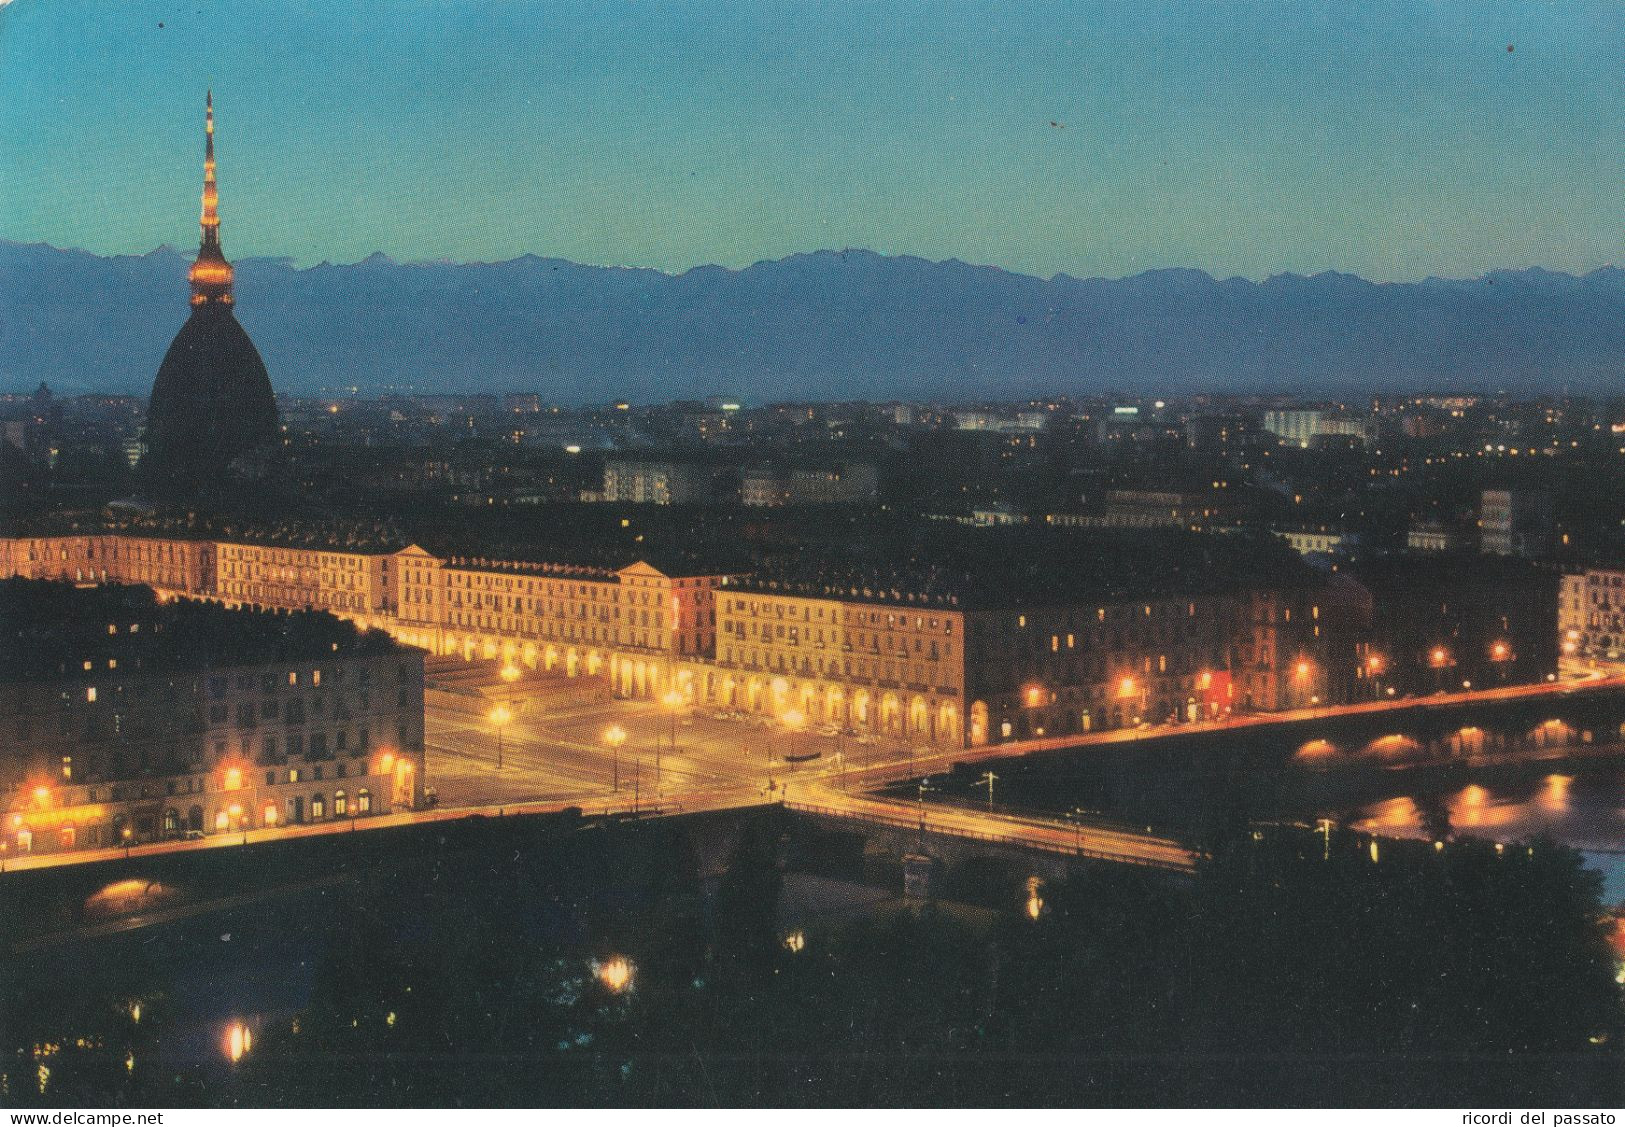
left=785, top=794, right=1196, bottom=873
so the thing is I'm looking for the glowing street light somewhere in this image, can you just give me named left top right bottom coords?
left=488, top=702, right=512, bottom=771
left=661, top=689, right=685, bottom=806
left=1429, top=645, right=1453, bottom=693
left=781, top=707, right=806, bottom=778
left=978, top=770, right=998, bottom=810
left=1365, top=653, right=1386, bottom=699
left=1490, top=640, right=1513, bottom=683
left=602, top=723, right=627, bottom=793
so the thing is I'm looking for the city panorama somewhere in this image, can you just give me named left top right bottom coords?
left=1, top=0, right=1623, bottom=1115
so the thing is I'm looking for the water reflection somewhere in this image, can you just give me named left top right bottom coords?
left=1350, top=771, right=1623, bottom=850
left=224, top=1021, right=252, bottom=1064
left=594, top=956, right=634, bottom=994
left=1024, top=876, right=1045, bottom=921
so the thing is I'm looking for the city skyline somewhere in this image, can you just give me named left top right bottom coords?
left=3, top=6, right=1623, bottom=1112
left=5, top=1, right=1625, bottom=281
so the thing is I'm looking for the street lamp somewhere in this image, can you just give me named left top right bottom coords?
left=1490, top=640, right=1512, bottom=684
left=1293, top=659, right=1314, bottom=708
left=661, top=689, right=684, bottom=808
left=603, top=724, right=627, bottom=793
left=488, top=703, right=512, bottom=771
left=1429, top=646, right=1452, bottom=693
left=781, top=707, right=805, bottom=763
left=916, top=777, right=934, bottom=838
left=1365, top=653, right=1385, bottom=699
left=1117, top=675, right=1146, bottom=726
left=1067, top=806, right=1089, bottom=852
left=978, top=770, right=998, bottom=810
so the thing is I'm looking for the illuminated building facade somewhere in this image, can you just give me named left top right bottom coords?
left=215, top=541, right=397, bottom=617
left=0, top=581, right=424, bottom=857
left=600, top=458, right=714, bottom=504
left=397, top=555, right=725, bottom=699
left=712, top=587, right=967, bottom=743
left=1, top=528, right=1346, bottom=748
left=0, top=534, right=215, bottom=595
left=708, top=580, right=1332, bottom=746
left=1558, top=567, right=1625, bottom=663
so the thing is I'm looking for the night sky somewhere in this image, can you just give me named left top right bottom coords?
left=4, top=0, right=1623, bottom=280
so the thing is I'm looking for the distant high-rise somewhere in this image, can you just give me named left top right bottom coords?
left=142, top=92, right=279, bottom=496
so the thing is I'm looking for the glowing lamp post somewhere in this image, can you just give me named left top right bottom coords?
left=1293, top=659, right=1315, bottom=708
left=661, top=689, right=685, bottom=807
left=489, top=703, right=512, bottom=772
left=1429, top=646, right=1452, bottom=693
left=1490, top=640, right=1512, bottom=684
left=1365, top=653, right=1385, bottom=699
left=978, top=770, right=998, bottom=811
left=1117, top=675, right=1146, bottom=726
left=603, top=724, right=627, bottom=793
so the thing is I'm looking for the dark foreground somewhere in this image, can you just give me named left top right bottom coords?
left=1, top=808, right=1620, bottom=1107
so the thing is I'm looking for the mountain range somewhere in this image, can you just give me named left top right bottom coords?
left=4, top=240, right=1623, bottom=401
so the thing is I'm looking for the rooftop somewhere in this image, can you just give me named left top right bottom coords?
left=725, top=526, right=1317, bottom=610
left=0, top=579, right=404, bottom=684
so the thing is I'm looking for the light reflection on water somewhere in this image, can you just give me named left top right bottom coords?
left=1349, top=771, right=1625, bottom=903
left=1349, top=772, right=1623, bottom=848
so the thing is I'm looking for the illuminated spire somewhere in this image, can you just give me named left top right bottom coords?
left=188, top=89, right=234, bottom=306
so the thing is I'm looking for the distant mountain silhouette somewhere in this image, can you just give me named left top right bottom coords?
left=4, top=241, right=1623, bottom=400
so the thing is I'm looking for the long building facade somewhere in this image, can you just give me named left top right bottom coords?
left=0, top=530, right=1335, bottom=749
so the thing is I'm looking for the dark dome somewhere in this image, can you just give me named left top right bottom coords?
left=143, top=303, right=279, bottom=494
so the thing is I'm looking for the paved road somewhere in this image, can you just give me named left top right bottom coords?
left=8, top=668, right=1620, bottom=875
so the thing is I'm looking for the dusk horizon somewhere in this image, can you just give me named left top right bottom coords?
left=8, top=1, right=1625, bottom=282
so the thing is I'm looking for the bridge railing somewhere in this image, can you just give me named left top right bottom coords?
left=781, top=801, right=1195, bottom=873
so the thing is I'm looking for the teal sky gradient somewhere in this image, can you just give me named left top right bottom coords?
left=3, top=0, right=1624, bottom=279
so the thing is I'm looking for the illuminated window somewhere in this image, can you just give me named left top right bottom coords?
left=86, top=686, right=97, bottom=703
